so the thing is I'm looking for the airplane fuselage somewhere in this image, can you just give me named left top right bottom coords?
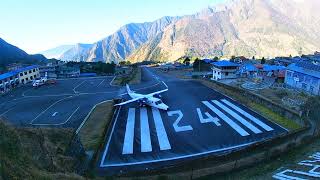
left=128, top=92, right=169, bottom=110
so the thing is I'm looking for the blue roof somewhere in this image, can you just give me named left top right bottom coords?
left=0, top=71, right=18, bottom=80
left=13, top=65, right=39, bottom=73
left=263, top=65, right=286, bottom=71
left=287, top=62, right=320, bottom=78
left=242, top=64, right=258, bottom=72
left=203, top=59, right=214, bottom=63
left=212, top=60, right=240, bottom=67
left=0, top=65, right=39, bottom=80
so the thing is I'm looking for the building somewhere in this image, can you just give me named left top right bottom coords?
left=285, top=62, right=320, bottom=95
left=39, top=63, right=80, bottom=78
left=17, top=65, right=40, bottom=84
left=211, top=61, right=240, bottom=81
left=0, top=65, right=40, bottom=93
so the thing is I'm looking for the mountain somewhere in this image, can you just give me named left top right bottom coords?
left=85, top=16, right=179, bottom=63
left=0, top=38, right=47, bottom=66
left=51, top=0, right=320, bottom=63
left=128, top=0, right=320, bottom=61
left=40, top=45, right=73, bottom=59
left=59, top=43, right=92, bottom=62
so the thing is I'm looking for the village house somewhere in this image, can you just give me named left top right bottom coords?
left=211, top=61, right=240, bottom=81
left=285, top=61, right=320, bottom=95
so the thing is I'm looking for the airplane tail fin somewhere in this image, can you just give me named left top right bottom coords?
left=126, top=84, right=132, bottom=93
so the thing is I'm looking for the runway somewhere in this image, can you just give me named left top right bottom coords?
left=99, top=68, right=288, bottom=173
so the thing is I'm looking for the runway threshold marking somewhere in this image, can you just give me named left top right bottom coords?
left=140, top=107, right=152, bottom=152
left=212, top=100, right=262, bottom=134
left=122, top=108, right=136, bottom=155
left=152, top=107, right=171, bottom=151
left=202, top=101, right=250, bottom=136
left=221, top=99, right=274, bottom=131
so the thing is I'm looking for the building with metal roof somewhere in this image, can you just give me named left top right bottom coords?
left=285, top=62, right=320, bottom=95
left=211, top=61, right=240, bottom=81
left=0, top=65, right=40, bottom=93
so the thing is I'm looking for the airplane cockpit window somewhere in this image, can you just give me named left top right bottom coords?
left=155, top=100, right=163, bottom=105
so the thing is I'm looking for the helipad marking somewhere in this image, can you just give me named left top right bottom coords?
left=212, top=100, right=262, bottom=134
left=221, top=99, right=274, bottom=131
left=152, top=107, right=171, bottom=151
left=202, top=101, right=250, bottom=136
left=122, top=108, right=136, bottom=155
left=140, top=108, right=152, bottom=152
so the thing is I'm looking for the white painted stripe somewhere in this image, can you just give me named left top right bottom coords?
left=221, top=99, right=274, bottom=131
left=122, top=108, right=136, bottom=154
left=202, top=101, right=250, bottom=136
left=212, top=100, right=262, bottom=134
left=151, top=107, right=171, bottom=150
left=140, top=108, right=152, bottom=152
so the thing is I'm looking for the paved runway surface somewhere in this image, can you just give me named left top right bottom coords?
left=0, top=67, right=288, bottom=174
left=99, top=68, right=288, bottom=173
left=0, top=76, right=125, bottom=128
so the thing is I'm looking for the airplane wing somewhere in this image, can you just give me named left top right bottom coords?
left=146, top=88, right=168, bottom=97
left=114, top=97, right=144, bottom=106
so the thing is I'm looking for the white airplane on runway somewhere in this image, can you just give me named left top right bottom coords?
left=115, top=83, right=169, bottom=110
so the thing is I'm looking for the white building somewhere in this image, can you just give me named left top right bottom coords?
left=0, top=65, right=40, bottom=93
left=211, top=61, right=240, bottom=81
left=16, top=65, right=40, bottom=84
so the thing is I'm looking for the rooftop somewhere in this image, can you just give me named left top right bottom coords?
left=287, top=62, right=320, bottom=78
left=211, top=60, right=240, bottom=67
left=0, top=65, right=39, bottom=80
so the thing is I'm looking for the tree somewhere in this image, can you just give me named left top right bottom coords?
left=261, top=57, right=266, bottom=64
left=183, top=57, right=191, bottom=66
left=230, top=56, right=236, bottom=62
left=252, top=56, right=255, bottom=60
left=213, top=56, right=219, bottom=61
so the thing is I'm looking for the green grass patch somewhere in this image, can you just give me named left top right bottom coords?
left=79, top=101, right=114, bottom=151
left=113, top=67, right=141, bottom=86
left=249, top=102, right=301, bottom=131
left=0, top=121, right=84, bottom=179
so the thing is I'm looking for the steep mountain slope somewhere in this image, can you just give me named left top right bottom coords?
left=59, top=43, right=92, bottom=62
left=0, top=38, right=47, bottom=65
left=128, top=0, right=320, bottom=62
left=40, top=45, right=73, bottom=59
left=85, top=16, right=179, bottom=63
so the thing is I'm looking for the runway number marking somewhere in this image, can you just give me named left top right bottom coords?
left=121, top=99, right=276, bottom=154
left=167, top=110, right=193, bottom=132
left=196, top=108, right=221, bottom=126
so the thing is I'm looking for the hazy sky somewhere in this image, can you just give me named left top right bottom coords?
left=0, top=0, right=226, bottom=54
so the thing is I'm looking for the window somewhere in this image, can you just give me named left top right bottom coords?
left=225, top=72, right=229, bottom=76
left=302, top=83, right=307, bottom=89
left=29, top=70, right=32, bottom=73
left=24, top=72, right=27, bottom=75
left=0, top=80, right=2, bottom=84
left=22, top=79, right=25, bottom=83
left=310, top=86, right=314, bottom=93
left=26, top=78, right=29, bottom=81
left=155, top=100, right=163, bottom=105
left=34, top=75, right=36, bottom=78
left=33, top=69, right=35, bottom=72
left=20, top=73, right=23, bottom=76
left=30, top=76, right=33, bottom=80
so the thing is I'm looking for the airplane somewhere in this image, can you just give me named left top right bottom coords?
left=115, top=83, right=169, bottom=110
left=33, top=72, right=55, bottom=87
